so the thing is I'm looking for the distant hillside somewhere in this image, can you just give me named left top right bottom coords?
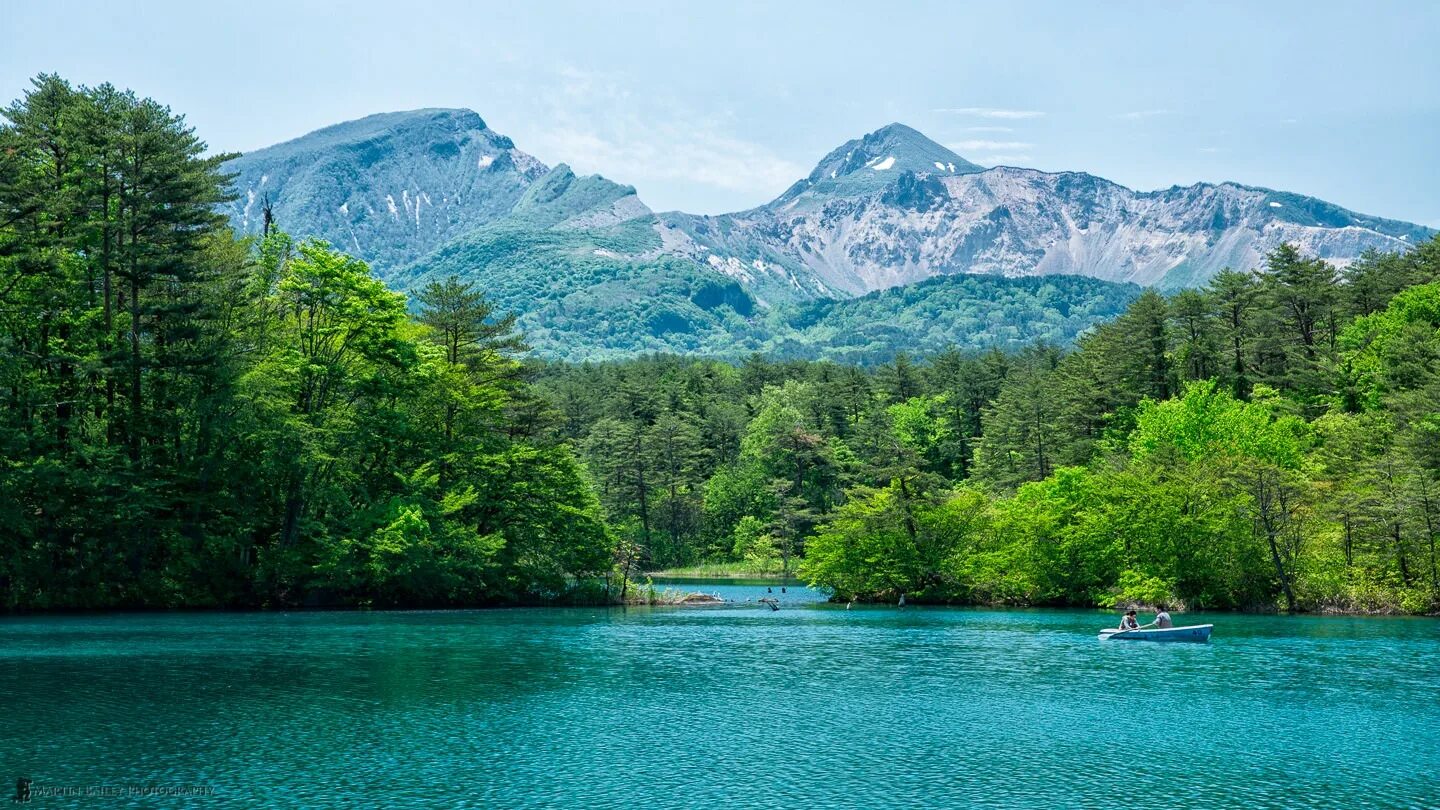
left=762, top=273, right=1141, bottom=364
left=398, top=214, right=1138, bottom=361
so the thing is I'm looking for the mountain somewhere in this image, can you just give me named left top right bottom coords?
left=220, top=111, right=1434, bottom=359
left=773, top=122, right=984, bottom=207
left=222, top=109, right=547, bottom=273
left=657, top=127, right=1432, bottom=298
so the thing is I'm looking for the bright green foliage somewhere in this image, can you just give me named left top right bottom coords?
left=888, top=395, right=953, bottom=472
left=802, top=484, right=987, bottom=601
left=1100, top=571, right=1181, bottom=609
left=1128, top=381, right=1309, bottom=468
left=731, top=515, right=781, bottom=574
left=0, top=77, right=613, bottom=609
left=1340, top=282, right=1440, bottom=408
left=5, top=73, right=1440, bottom=615
left=702, top=461, right=779, bottom=557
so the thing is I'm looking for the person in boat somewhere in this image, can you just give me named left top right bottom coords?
left=1139, top=607, right=1173, bottom=629
left=1118, top=610, right=1139, bottom=631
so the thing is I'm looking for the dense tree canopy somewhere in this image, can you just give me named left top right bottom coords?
left=3, top=75, right=1438, bottom=614
left=0, top=76, right=610, bottom=608
left=534, top=235, right=1440, bottom=615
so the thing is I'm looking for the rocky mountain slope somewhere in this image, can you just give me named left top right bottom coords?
left=222, top=109, right=548, bottom=272
left=656, top=124, right=1432, bottom=298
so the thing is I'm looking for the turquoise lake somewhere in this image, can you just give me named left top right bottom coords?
left=1, top=581, right=1437, bottom=808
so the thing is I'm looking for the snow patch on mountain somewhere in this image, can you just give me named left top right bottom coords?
left=225, top=112, right=1434, bottom=304
left=661, top=150, right=1432, bottom=299
left=707, top=254, right=756, bottom=283
left=223, top=108, right=552, bottom=280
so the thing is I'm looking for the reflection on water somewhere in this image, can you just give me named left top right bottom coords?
left=1, top=593, right=1437, bottom=809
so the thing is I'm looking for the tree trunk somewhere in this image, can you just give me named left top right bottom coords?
left=1394, top=522, right=1411, bottom=585
left=128, top=272, right=142, bottom=463
left=280, top=473, right=304, bottom=548
left=1341, top=513, right=1353, bottom=568
left=1266, top=525, right=1297, bottom=612
left=1256, top=472, right=1297, bottom=612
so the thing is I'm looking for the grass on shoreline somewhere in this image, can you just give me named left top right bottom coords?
left=645, top=562, right=796, bottom=579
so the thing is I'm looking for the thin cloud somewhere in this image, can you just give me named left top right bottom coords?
left=1115, top=109, right=1174, bottom=120
left=1198, top=146, right=1223, bottom=153
left=963, top=126, right=1015, bottom=133
left=979, top=154, right=1033, bottom=165
left=947, top=140, right=1035, bottom=151
left=934, top=107, right=1045, bottom=119
left=534, top=126, right=802, bottom=194
left=522, top=65, right=803, bottom=200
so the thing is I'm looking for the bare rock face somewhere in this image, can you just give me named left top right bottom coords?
left=657, top=130, right=1431, bottom=301
left=223, top=108, right=550, bottom=278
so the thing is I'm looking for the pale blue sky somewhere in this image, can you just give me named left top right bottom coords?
left=4, top=0, right=1438, bottom=224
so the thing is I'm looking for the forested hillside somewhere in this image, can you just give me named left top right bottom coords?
left=3, top=75, right=1438, bottom=613
left=538, top=239, right=1440, bottom=614
left=397, top=218, right=1140, bottom=361
left=0, top=77, right=610, bottom=608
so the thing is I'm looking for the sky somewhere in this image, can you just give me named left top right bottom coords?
left=4, top=0, right=1438, bottom=225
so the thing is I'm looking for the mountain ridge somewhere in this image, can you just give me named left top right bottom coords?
left=218, top=109, right=1435, bottom=358
left=222, top=107, right=550, bottom=272
left=769, top=122, right=984, bottom=209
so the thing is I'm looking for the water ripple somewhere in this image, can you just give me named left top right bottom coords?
left=0, top=602, right=1436, bottom=808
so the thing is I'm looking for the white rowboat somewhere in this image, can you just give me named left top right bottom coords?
left=1098, top=624, right=1212, bottom=643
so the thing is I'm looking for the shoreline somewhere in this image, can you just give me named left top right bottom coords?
left=2, top=597, right=1435, bottom=619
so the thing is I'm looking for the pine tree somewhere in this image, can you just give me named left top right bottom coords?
left=1170, top=288, right=1219, bottom=382
left=974, top=349, right=1062, bottom=489
left=1208, top=269, right=1260, bottom=398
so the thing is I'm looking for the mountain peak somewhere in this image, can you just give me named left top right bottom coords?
left=510, top=163, right=650, bottom=228
left=223, top=107, right=549, bottom=276
left=241, top=108, right=494, bottom=161
left=771, top=123, right=983, bottom=207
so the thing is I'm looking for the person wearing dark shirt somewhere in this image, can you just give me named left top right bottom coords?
left=1118, top=610, right=1139, bottom=630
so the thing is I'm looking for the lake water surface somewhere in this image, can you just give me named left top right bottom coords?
left=2, top=582, right=1437, bottom=808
